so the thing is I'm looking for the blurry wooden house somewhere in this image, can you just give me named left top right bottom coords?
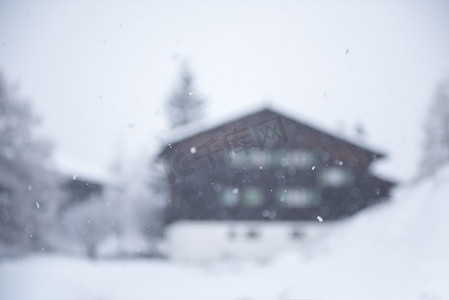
left=159, top=107, right=395, bottom=260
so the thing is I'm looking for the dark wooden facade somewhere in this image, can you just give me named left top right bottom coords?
left=160, top=108, right=395, bottom=224
left=59, top=176, right=103, bottom=212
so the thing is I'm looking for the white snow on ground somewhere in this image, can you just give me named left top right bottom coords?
left=1, top=167, right=449, bottom=300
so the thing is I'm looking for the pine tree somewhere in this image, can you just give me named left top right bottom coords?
left=0, top=73, right=61, bottom=253
left=166, top=65, right=205, bottom=128
left=420, top=80, right=449, bottom=177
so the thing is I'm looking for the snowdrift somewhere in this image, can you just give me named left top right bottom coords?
left=281, top=166, right=449, bottom=300
left=0, top=166, right=448, bottom=300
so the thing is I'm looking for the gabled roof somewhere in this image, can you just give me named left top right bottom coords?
left=52, top=153, right=116, bottom=185
left=158, top=105, right=385, bottom=159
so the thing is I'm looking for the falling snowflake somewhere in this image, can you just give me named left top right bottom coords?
left=335, top=160, right=343, bottom=166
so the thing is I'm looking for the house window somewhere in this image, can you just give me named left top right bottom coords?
left=268, top=149, right=316, bottom=169
left=242, top=186, right=265, bottom=207
left=291, top=229, right=305, bottom=239
left=247, top=229, right=260, bottom=239
left=230, top=151, right=251, bottom=167
left=286, top=150, right=316, bottom=169
left=251, top=150, right=269, bottom=166
left=318, top=167, right=353, bottom=187
left=218, top=187, right=239, bottom=207
left=276, top=188, right=320, bottom=207
left=270, top=149, right=287, bottom=167
left=227, top=230, right=237, bottom=240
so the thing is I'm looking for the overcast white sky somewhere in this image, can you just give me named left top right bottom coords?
left=1, top=0, right=449, bottom=181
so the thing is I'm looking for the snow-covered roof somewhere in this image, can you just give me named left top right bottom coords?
left=157, top=102, right=386, bottom=157
left=52, top=152, right=117, bottom=184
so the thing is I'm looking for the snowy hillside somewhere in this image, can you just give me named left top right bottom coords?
left=1, top=167, right=448, bottom=300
